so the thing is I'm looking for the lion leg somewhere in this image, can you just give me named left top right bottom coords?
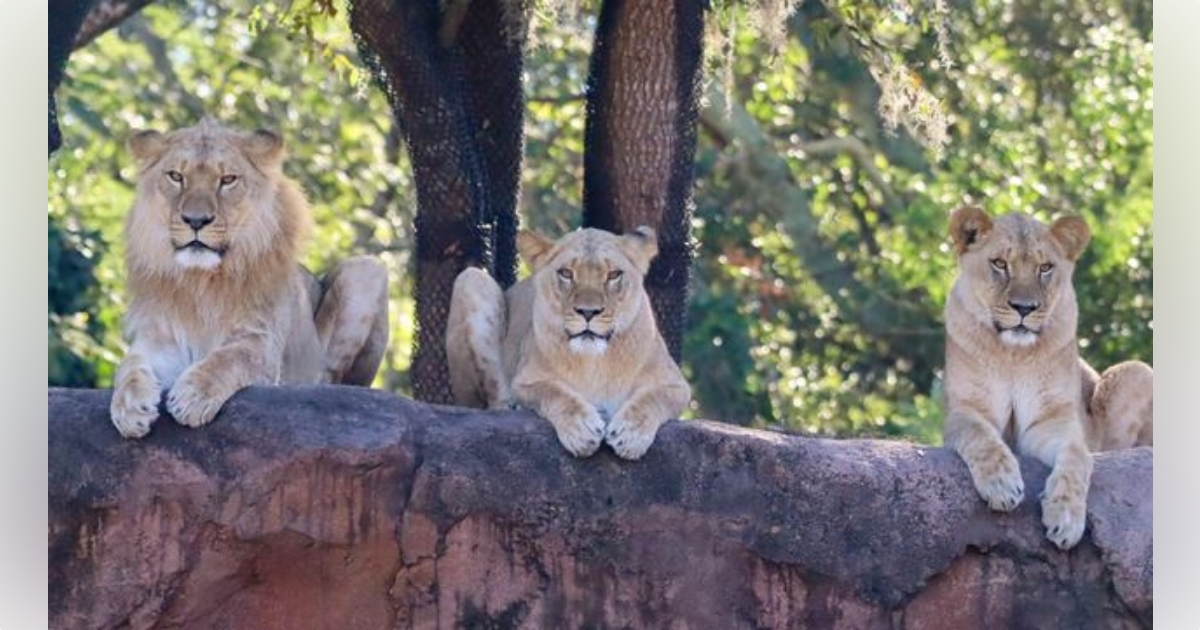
left=110, top=350, right=163, bottom=439
left=514, top=379, right=606, bottom=458
left=167, top=328, right=278, bottom=428
left=1018, top=403, right=1094, bottom=550
left=314, top=256, right=390, bottom=386
left=446, top=267, right=512, bottom=409
left=1089, top=360, right=1153, bottom=450
left=605, top=375, right=690, bottom=460
left=945, top=407, right=1025, bottom=513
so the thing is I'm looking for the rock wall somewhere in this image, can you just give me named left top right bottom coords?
left=48, top=386, right=1152, bottom=629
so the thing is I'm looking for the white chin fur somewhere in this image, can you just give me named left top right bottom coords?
left=174, top=248, right=222, bottom=270
left=568, top=336, right=609, bottom=356
left=999, top=329, right=1038, bottom=347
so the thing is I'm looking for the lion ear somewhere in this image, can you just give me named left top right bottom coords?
left=948, top=205, right=992, bottom=255
left=1050, top=214, right=1091, bottom=261
left=128, top=130, right=166, bottom=162
left=517, top=230, right=556, bottom=270
left=620, top=225, right=658, bottom=274
left=244, top=129, right=285, bottom=167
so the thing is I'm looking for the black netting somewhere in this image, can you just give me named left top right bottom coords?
left=349, top=0, right=523, bottom=403
left=457, top=0, right=523, bottom=290
left=582, top=0, right=705, bottom=363
left=49, top=0, right=96, bottom=155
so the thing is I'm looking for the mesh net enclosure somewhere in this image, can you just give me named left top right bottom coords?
left=349, top=0, right=525, bottom=403
left=582, top=0, right=705, bottom=363
left=51, top=0, right=706, bottom=402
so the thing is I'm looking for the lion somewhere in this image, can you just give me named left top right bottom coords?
left=445, top=226, right=691, bottom=460
left=109, top=118, right=390, bottom=439
left=942, top=205, right=1152, bottom=550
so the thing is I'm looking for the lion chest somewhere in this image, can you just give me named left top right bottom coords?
left=973, top=364, right=1082, bottom=445
left=144, top=325, right=223, bottom=389
left=130, top=293, right=297, bottom=389
left=562, top=360, right=637, bottom=416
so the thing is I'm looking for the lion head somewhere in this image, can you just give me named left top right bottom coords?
left=518, top=226, right=658, bottom=356
left=124, top=118, right=310, bottom=278
left=949, top=205, right=1090, bottom=347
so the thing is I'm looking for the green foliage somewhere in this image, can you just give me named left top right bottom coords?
left=50, top=0, right=1152, bottom=445
left=48, top=215, right=106, bottom=386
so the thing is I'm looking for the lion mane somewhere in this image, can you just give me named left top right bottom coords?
left=110, top=118, right=390, bottom=438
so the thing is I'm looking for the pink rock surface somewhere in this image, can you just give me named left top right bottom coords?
left=48, top=386, right=1151, bottom=629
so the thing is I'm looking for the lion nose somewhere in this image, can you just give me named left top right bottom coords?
left=183, top=214, right=214, bottom=231
left=575, top=307, right=603, bottom=322
left=1009, top=300, right=1039, bottom=318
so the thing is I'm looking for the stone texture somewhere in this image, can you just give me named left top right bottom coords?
left=48, top=386, right=1152, bottom=629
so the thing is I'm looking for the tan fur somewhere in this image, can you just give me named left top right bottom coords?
left=446, top=226, right=691, bottom=460
left=942, top=205, right=1152, bottom=550
left=110, top=118, right=390, bottom=439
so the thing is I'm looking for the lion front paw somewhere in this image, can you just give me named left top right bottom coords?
left=166, top=370, right=233, bottom=429
left=1041, top=469, right=1088, bottom=550
left=110, top=375, right=162, bottom=439
left=604, top=413, right=661, bottom=461
left=970, top=449, right=1025, bottom=512
left=550, top=407, right=606, bottom=458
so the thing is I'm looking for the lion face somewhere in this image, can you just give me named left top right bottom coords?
left=519, top=226, right=658, bottom=356
left=127, top=118, right=296, bottom=272
left=949, top=206, right=1090, bottom=347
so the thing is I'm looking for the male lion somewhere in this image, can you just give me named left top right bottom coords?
left=109, top=118, right=390, bottom=439
left=943, top=205, right=1152, bottom=550
left=445, top=226, right=691, bottom=460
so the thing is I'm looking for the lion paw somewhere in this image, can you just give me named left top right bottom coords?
left=166, top=371, right=231, bottom=429
left=551, top=408, right=606, bottom=458
left=1042, top=498, right=1086, bottom=550
left=971, top=451, right=1025, bottom=512
left=604, top=414, right=659, bottom=461
left=110, top=376, right=162, bottom=439
left=1041, top=470, right=1088, bottom=550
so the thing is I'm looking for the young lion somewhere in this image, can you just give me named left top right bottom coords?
left=109, top=118, right=390, bottom=439
left=445, top=226, right=691, bottom=460
left=943, top=205, right=1152, bottom=550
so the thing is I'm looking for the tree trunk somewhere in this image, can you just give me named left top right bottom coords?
left=583, top=0, right=705, bottom=363
left=455, top=0, right=523, bottom=289
left=349, top=0, right=523, bottom=403
left=49, top=0, right=96, bottom=155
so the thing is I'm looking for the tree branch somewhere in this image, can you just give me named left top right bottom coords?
left=72, top=0, right=157, bottom=50
left=795, top=135, right=901, bottom=218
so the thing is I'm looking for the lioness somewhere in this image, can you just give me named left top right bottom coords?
left=943, top=205, right=1152, bottom=550
left=446, top=226, right=691, bottom=460
left=109, top=118, right=390, bottom=439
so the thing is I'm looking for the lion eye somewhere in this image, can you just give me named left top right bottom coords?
left=166, top=170, right=183, bottom=183
left=607, top=269, right=623, bottom=282
left=219, top=174, right=239, bottom=187
left=556, top=268, right=574, bottom=282
left=990, top=258, right=1007, bottom=272
left=1039, top=262, right=1054, bottom=274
